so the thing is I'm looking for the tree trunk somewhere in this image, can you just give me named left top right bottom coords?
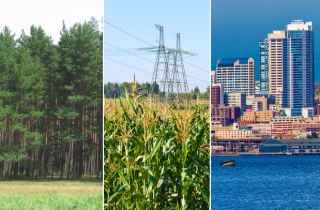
left=44, top=148, right=48, bottom=179
left=14, top=161, right=18, bottom=180
left=0, top=161, right=4, bottom=180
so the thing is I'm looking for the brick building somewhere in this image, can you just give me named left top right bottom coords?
left=211, top=106, right=241, bottom=126
left=211, top=106, right=231, bottom=126
left=211, top=85, right=220, bottom=108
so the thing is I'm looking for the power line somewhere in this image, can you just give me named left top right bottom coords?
left=184, top=61, right=209, bottom=73
left=105, top=21, right=153, bottom=47
left=105, top=21, right=209, bottom=73
left=186, top=75, right=208, bottom=83
left=105, top=42, right=207, bottom=83
left=105, top=57, right=207, bottom=89
left=105, top=42, right=153, bottom=64
left=104, top=57, right=152, bottom=74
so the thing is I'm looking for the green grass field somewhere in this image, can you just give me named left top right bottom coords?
left=0, top=180, right=102, bottom=210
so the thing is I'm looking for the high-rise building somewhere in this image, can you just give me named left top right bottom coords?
left=259, top=39, right=269, bottom=95
left=262, top=20, right=314, bottom=109
left=268, top=31, right=286, bottom=105
left=282, top=20, right=314, bottom=108
left=216, top=58, right=255, bottom=96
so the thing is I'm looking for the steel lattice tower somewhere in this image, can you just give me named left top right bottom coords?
left=151, top=25, right=189, bottom=101
left=151, top=24, right=172, bottom=98
left=171, top=33, right=189, bottom=98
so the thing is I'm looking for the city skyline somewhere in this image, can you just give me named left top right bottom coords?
left=211, top=0, right=320, bottom=82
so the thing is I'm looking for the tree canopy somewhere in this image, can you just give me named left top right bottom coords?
left=0, top=18, right=102, bottom=180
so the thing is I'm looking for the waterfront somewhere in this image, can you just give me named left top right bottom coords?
left=211, top=155, right=320, bottom=209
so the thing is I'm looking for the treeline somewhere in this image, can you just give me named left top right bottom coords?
left=104, top=82, right=210, bottom=100
left=189, top=86, right=210, bottom=100
left=0, top=18, right=103, bottom=180
left=104, top=82, right=159, bottom=98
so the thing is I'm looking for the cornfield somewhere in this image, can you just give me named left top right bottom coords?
left=104, top=78, right=209, bottom=209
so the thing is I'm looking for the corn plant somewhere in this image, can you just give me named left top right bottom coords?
left=104, top=78, right=209, bottom=209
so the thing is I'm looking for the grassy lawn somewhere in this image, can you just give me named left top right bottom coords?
left=0, top=180, right=102, bottom=209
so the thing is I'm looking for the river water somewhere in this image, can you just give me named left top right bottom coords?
left=211, top=155, right=320, bottom=209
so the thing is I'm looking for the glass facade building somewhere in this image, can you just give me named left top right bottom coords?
left=259, top=39, right=269, bottom=95
left=282, top=20, right=314, bottom=108
left=216, top=57, right=255, bottom=96
left=261, top=20, right=314, bottom=110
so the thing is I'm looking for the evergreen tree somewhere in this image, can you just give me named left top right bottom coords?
left=0, top=19, right=102, bottom=180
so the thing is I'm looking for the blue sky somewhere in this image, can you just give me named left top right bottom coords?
left=104, top=0, right=210, bottom=91
left=211, top=0, right=320, bottom=82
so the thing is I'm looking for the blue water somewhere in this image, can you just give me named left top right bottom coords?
left=211, top=156, right=320, bottom=210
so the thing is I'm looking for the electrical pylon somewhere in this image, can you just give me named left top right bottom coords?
left=141, top=24, right=195, bottom=101
left=171, top=33, right=189, bottom=99
left=151, top=24, right=172, bottom=99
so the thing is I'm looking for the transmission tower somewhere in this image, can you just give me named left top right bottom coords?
left=171, top=33, right=189, bottom=98
left=137, top=24, right=196, bottom=101
left=151, top=24, right=172, bottom=99
left=165, top=48, right=176, bottom=101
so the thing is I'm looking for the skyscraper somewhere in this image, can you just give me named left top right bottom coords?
left=261, top=20, right=314, bottom=109
left=282, top=20, right=314, bottom=108
left=268, top=31, right=286, bottom=105
left=216, top=58, right=255, bottom=96
left=259, top=39, right=269, bottom=95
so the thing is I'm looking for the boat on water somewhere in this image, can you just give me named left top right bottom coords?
left=220, top=160, right=235, bottom=166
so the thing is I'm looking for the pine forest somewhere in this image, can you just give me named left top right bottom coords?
left=0, top=18, right=103, bottom=180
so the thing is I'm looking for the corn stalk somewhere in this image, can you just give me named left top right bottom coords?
left=104, top=79, right=209, bottom=209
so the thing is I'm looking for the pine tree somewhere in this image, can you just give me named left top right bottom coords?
left=0, top=19, right=102, bottom=180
